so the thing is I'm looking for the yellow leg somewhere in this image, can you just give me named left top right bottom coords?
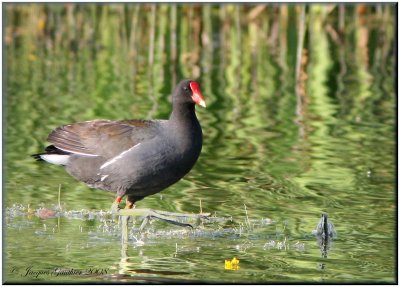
left=125, top=199, right=134, bottom=209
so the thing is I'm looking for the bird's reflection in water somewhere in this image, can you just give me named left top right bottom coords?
left=118, top=222, right=191, bottom=281
left=312, top=213, right=337, bottom=270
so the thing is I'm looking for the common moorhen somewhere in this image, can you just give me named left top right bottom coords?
left=33, top=79, right=207, bottom=227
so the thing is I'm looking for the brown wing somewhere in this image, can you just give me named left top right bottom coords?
left=47, top=119, right=160, bottom=158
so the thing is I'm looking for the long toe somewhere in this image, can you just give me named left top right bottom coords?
left=116, top=208, right=199, bottom=229
left=145, top=209, right=211, bottom=220
left=148, top=210, right=194, bottom=228
left=139, top=214, right=193, bottom=231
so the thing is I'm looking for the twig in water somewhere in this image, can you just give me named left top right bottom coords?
left=244, top=204, right=250, bottom=228
left=58, top=184, right=62, bottom=210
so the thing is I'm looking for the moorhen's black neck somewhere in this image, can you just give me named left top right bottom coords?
left=169, top=102, right=197, bottom=123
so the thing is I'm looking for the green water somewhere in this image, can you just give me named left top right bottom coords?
left=4, top=3, right=396, bottom=283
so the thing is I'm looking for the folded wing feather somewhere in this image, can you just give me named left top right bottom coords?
left=47, top=120, right=160, bottom=159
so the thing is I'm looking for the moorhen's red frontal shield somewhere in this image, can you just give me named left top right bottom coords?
left=190, top=82, right=206, bottom=107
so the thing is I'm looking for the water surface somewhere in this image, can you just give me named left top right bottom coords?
left=4, top=3, right=396, bottom=283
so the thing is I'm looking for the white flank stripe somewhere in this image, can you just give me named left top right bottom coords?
left=41, top=154, right=70, bottom=165
left=101, top=175, right=109, bottom=181
left=55, top=146, right=99, bottom=157
left=100, top=143, right=141, bottom=170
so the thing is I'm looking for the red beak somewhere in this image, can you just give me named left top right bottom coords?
left=189, top=82, right=206, bottom=108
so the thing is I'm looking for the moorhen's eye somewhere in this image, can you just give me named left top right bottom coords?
left=183, top=86, right=189, bottom=91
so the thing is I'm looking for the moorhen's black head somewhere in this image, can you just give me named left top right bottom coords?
left=173, top=79, right=206, bottom=108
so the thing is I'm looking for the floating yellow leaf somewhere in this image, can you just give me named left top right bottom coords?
left=224, top=256, right=239, bottom=270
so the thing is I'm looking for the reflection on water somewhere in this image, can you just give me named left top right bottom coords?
left=4, top=3, right=396, bottom=284
left=312, top=213, right=337, bottom=259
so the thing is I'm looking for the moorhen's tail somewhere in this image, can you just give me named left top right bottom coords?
left=31, top=153, right=45, bottom=161
left=31, top=145, right=70, bottom=162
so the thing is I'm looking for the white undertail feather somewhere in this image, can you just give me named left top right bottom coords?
left=40, top=154, right=70, bottom=165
